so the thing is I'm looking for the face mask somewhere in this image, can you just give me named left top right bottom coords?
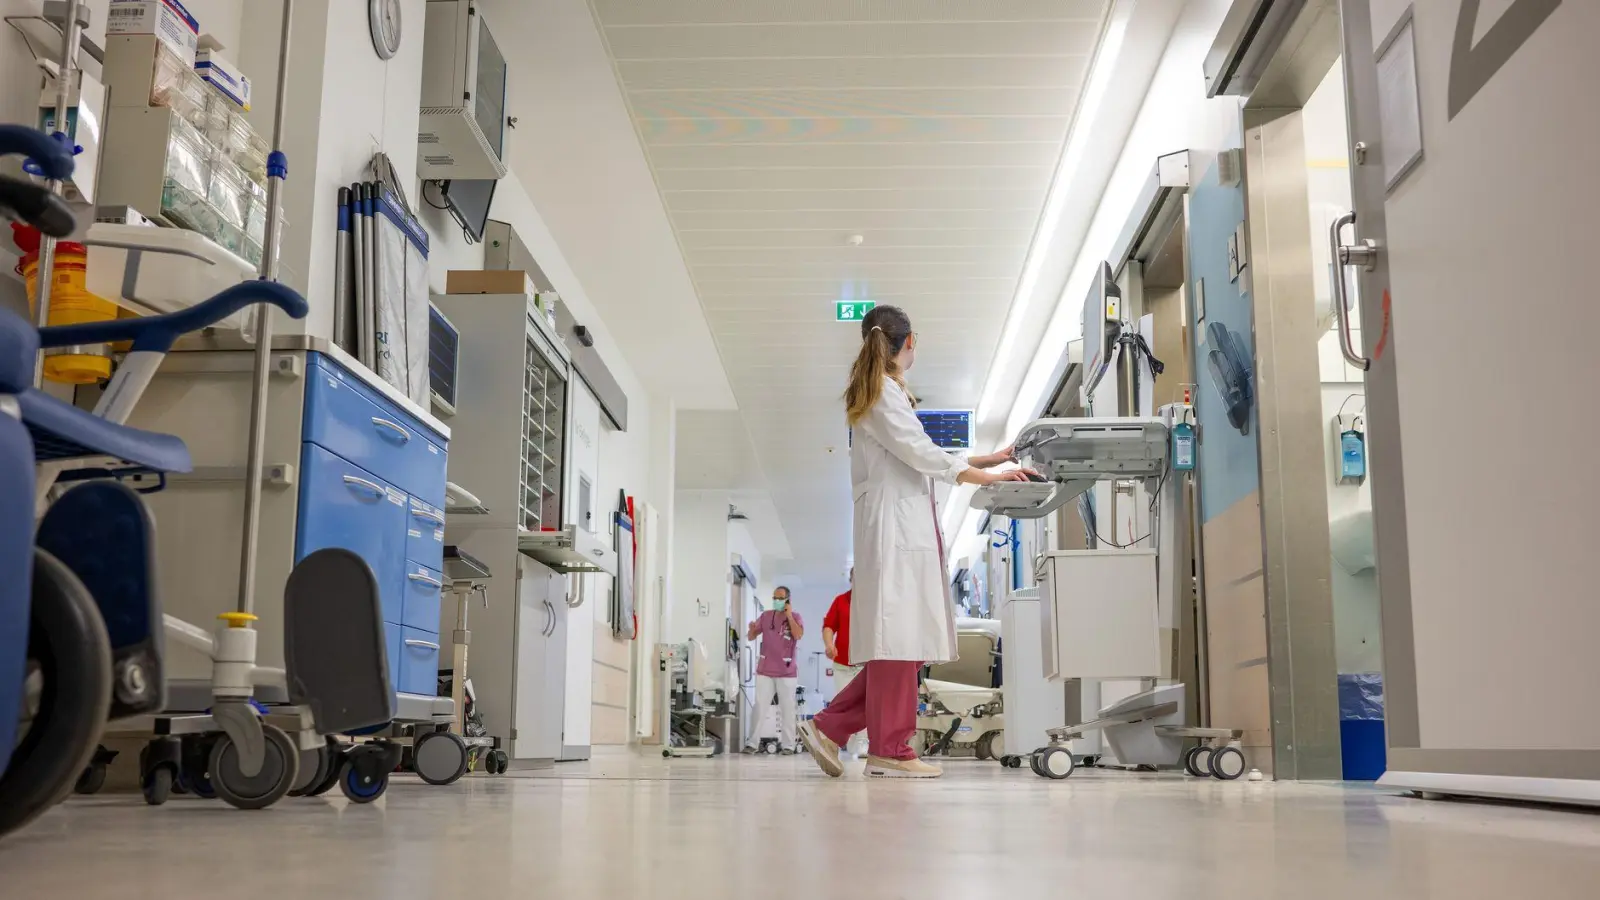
left=772, top=597, right=788, bottom=611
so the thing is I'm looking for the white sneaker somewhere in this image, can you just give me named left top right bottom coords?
left=865, top=756, right=943, bottom=779
left=798, top=722, right=844, bottom=778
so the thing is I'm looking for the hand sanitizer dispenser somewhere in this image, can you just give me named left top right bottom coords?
left=1335, top=413, right=1366, bottom=484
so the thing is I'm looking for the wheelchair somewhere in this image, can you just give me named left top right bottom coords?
left=0, top=123, right=366, bottom=836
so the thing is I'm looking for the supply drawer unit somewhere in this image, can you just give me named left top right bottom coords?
left=296, top=351, right=449, bottom=705
left=100, top=336, right=453, bottom=720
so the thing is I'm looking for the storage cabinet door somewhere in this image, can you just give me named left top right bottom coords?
left=296, top=443, right=408, bottom=625
left=512, top=557, right=553, bottom=760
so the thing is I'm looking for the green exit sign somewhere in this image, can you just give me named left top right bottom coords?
left=835, top=300, right=876, bottom=322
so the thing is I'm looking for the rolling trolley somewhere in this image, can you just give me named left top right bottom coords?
left=1002, top=684, right=1246, bottom=780
left=116, top=0, right=396, bottom=809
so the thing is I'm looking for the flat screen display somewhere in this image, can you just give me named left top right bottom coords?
left=917, top=409, right=973, bottom=449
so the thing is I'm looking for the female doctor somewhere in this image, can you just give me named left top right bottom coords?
left=800, top=305, right=1033, bottom=779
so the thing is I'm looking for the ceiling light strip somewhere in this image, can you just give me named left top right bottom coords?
left=973, top=1, right=1133, bottom=427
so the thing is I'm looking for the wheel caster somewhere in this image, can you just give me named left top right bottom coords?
left=308, top=740, right=347, bottom=797
left=491, top=749, right=509, bottom=774
left=1182, top=746, right=1207, bottom=777
left=1209, top=746, right=1247, bottom=781
left=662, top=749, right=672, bottom=758
left=414, top=731, right=470, bottom=786
left=74, top=746, right=116, bottom=795
left=1037, top=745, right=1075, bottom=780
left=339, top=763, right=388, bottom=803
left=289, top=742, right=332, bottom=797
left=1189, top=745, right=1215, bottom=778
left=1028, top=748, right=1048, bottom=777
left=209, top=723, right=299, bottom=810
left=142, top=765, right=173, bottom=806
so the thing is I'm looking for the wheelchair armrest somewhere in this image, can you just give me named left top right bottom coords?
left=37, top=280, right=310, bottom=354
left=0, top=125, right=74, bottom=181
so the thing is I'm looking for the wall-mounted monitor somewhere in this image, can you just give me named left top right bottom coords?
left=917, top=409, right=974, bottom=450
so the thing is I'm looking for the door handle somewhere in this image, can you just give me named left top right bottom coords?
left=408, top=571, right=443, bottom=590
left=1329, top=211, right=1377, bottom=371
left=341, top=474, right=385, bottom=498
left=371, top=417, right=412, bottom=443
left=405, top=638, right=440, bottom=651
left=542, top=600, right=556, bottom=637
left=410, top=507, right=445, bottom=526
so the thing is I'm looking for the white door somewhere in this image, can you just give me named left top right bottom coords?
left=560, top=380, right=603, bottom=757
left=512, top=556, right=559, bottom=761
left=1341, top=0, right=1600, bottom=802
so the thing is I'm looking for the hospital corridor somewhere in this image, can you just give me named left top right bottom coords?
left=2, top=1, right=1597, bottom=897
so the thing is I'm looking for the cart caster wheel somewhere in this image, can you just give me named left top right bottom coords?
left=142, top=766, right=174, bottom=806
left=662, top=749, right=672, bottom=758
left=1001, top=755, right=1020, bottom=769
left=414, top=731, right=470, bottom=786
left=491, top=750, right=509, bottom=774
left=289, top=743, right=332, bottom=797
left=1188, top=745, right=1215, bottom=778
left=1182, top=746, right=1206, bottom=777
left=339, top=763, right=388, bottom=803
left=1037, top=746, right=1075, bottom=780
left=975, top=730, right=999, bottom=761
left=764, top=743, right=779, bottom=755
left=1209, top=746, right=1247, bottom=781
left=75, top=760, right=108, bottom=795
left=309, top=743, right=347, bottom=797
left=1028, top=749, right=1047, bottom=777
left=210, top=723, right=299, bottom=810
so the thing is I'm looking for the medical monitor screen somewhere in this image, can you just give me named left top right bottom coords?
left=917, top=409, right=973, bottom=450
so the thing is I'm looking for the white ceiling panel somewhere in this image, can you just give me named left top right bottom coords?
left=639, top=115, right=1072, bottom=145
left=592, top=0, right=1106, bottom=27
left=677, top=226, right=1038, bottom=251
left=630, top=87, right=1083, bottom=121
left=649, top=141, right=1063, bottom=170
left=618, top=56, right=1088, bottom=91
left=671, top=208, right=1044, bottom=233
left=657, top=166, right=1053, bottom=193
left=591, top=0, right=1112, bottom=585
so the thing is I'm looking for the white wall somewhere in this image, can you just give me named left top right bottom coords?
left=669, top=490, right=733, bottom=686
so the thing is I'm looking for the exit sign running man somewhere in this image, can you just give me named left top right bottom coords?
left=835, top=300, right=876, bottom=322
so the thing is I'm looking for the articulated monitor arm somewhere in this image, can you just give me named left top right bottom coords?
left=973, top=416, right=1170, bottom=520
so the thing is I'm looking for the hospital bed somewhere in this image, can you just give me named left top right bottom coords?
left=974, top=415, right=1245, bottom=780
left=918, top=618, right=1005, bottom=759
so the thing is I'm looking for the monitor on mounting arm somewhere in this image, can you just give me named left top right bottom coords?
left=1080, top=262, right=1122, bottom=409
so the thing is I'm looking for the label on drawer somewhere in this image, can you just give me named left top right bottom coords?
left=434, top=527, right=444, bottom=541
left=408, top=528, right=422, bottom=539
left=427, top=444, right=439, bottom=454
left=386, top=487, right=406, bottom=507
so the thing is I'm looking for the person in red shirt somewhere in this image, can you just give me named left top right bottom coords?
left=822, top=569, right=866, bottom=755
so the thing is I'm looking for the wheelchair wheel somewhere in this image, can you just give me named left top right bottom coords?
left=0, top=550, right=113, bottom=838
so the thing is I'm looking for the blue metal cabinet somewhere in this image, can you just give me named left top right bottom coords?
left=398, top=627, right=441, bottom=696
left=304, top=356, right=448, bottom=502
left=295, top=352, right=449, bottom=706
left=400, top=561, right=443, bottom=635
left=405, top=497, right=445, bottom=571
left=295, top=443, right=409, bottom=625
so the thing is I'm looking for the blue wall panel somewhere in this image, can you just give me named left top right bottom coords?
left=1187, top=124, right=1262, bottom=525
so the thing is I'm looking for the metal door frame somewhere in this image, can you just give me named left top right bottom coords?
left=1209, top=0, right=1349, bottom=779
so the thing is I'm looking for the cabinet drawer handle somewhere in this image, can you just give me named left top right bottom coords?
left=342, top=475, right=385, bottom=497
left=371, top=417, right=412, bottom=443
left=408, top=572, right=443, bottom=590
left=410, top=508, right=445, bottom=526
left=404, top=638, right=441, bottom=651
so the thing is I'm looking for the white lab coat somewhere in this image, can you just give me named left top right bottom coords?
left=850, top=377, right=966, bottom=664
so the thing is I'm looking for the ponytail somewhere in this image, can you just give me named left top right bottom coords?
left=844, top=305, right=914, bottom=426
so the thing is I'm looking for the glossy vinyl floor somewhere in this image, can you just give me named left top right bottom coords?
left=5, top=749, right=1600, bottom=898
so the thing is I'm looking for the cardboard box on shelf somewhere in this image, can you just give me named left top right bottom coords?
left=107, top=0, right=201, bottom=66
left=194, top=49, right=251, bottom=110
left=445, top=270, right=537, bottom=297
